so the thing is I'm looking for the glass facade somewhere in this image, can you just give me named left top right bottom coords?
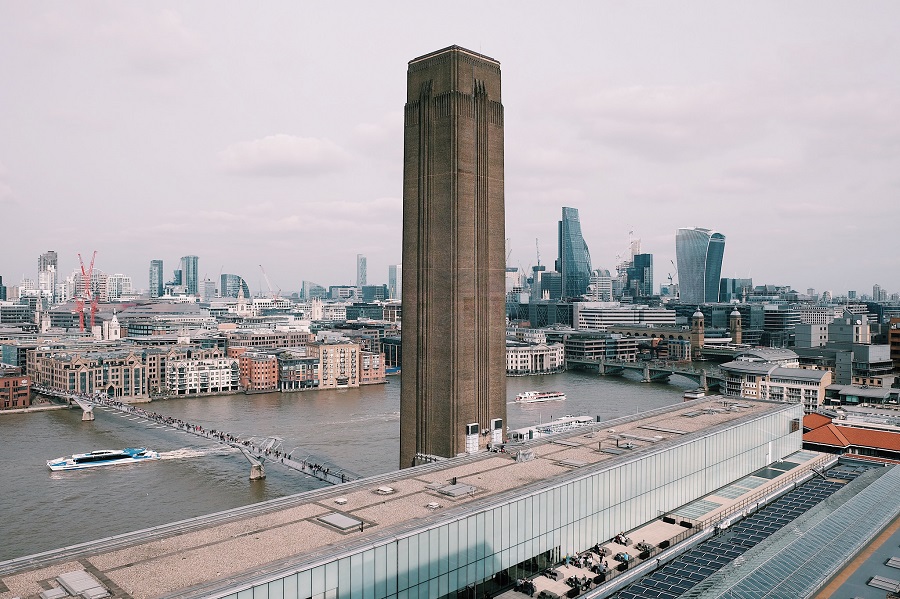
left=556, top=207, right=592, bottom=299
left=181, top=255, right=200, bottom=296
left=217, top=405, right=802, bottom=599
left=221, top=274, right=250, bottom=298
left=149, top=260, right=164, bottom=298
left=675, top=228, right=725, bottom=305
left=626, top=253, right=653, bottom=298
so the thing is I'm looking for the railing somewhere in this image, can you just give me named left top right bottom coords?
left=532, top=454, right=835, bottom=594
left=695, top=453, right=834, bottom=531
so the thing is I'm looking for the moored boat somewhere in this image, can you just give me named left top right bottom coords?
left=47, top=448, right=160, bottom=471
left=515, top=391, right=566, bottom=403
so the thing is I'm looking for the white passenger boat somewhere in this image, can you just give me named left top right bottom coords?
left=515, top=391, right=567, bottom=403
left=47, top=448, right=160, bottom=471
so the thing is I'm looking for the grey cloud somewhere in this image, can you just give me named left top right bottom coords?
left=220, top=135, right=352, bottom=177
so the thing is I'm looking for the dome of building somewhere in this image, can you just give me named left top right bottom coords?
left=693, top=310, right=704, bottom=319
left=730, top=309, right=741, bottom=317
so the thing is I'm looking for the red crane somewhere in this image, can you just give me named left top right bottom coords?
left=75, top=251, right=98, bottom=331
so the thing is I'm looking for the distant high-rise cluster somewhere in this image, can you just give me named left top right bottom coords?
left=675, top=227, right=726, bottom=304
left=556, top=207, right=592, bottom=298
left=627, top=253, right=654, bottom=298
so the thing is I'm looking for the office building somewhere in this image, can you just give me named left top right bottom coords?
left=719, top=277, right=752, bottom=303
left=181, top=255, right=199, bottom=295
left=220, top=274, right=250, bottom=299
left=556, top=207, right=592, bottom=298
left=626, top=253, right=653, bottom=297
left=573, top=303, right=675, bottom=330
left=388, top=264, right=401, bottom=300
left=38, top=250, right=58, bottom=302
left=149, top=260, right=164, bottom=298
left=675, top=227, right=725, bottom=304
left=400, top=45, right=507, bottom=467
left=301, top=280, right=327, bottom=300
left=587, top=268, right=613, bottom=301
left=357, top=254, right=367, bottom=287
left=105, top=274, right=133, bottom=301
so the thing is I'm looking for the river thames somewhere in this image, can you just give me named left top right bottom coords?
left=0, top=370, right=693, bottom=561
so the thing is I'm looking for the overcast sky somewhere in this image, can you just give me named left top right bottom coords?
left=2, top=2, right=898, bottom=297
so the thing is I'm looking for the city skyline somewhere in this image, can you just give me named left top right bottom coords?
left=1, top=3, right=899, bottom=293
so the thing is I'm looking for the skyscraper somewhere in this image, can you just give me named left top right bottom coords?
left=675, top=228, right=726, bottom=305
left=38, top=250, right=57, bottom=274
left=149, top=260, right=164, bottom=298
left=38, top=250, right=58, bottom=302
left=400, top=46, right=507, bottom=468
left=180, top=255, right=199, bottom=296
left=556, top=207, right=592, bottom=298
left=220, top=273, right=250, bottom=298
left=388, top=264, right=402, bottom=300
left=356, top=254, right=367, bottom=287
left=627, top=253, right=653, bottom=297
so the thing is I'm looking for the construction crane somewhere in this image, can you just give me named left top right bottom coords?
left=670, top=259, right=678, bottom=283
left=259, top=265, right=280, bottom=299
left=535, top=238, right=540, bottom=268
left=75, top=251, right=98, bottom=331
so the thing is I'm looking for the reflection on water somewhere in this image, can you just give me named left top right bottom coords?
left=0, top=370, right=687, bottom=561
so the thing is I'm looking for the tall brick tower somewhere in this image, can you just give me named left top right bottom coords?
left=400, top=46, right=507, bottom=468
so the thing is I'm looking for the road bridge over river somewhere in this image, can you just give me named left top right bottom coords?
left=566, top=358, right=725, bottom=390
left=32, top=385, right=358, bottom=484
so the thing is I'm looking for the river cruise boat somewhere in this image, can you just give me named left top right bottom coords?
left=515, top=391, right=567, bottom=403
left=47, top=448, right=160, bottom=471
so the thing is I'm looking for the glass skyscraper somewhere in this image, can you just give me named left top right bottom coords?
left=556, top=207, right=592, bottom=298
left=388, top=264, right=401, bottom=300
left=627, top=253, right=654, bottom=297
left=180, top=255, right=199, bottom=296
left=220, top=273, right=250, bottom=298
left=149, top=259, right=164, bottom=298
left=675, top=228, right=726, bottom=304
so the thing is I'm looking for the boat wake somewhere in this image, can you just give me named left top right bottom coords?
left=158, top=447, right=239, bottom=460
left=322, top=412, right=400, bottom=426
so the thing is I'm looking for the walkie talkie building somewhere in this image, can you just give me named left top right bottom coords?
left=675, top=227, right=725, bottom=305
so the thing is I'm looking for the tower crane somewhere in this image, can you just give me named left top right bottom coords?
left=75, top=251, right=98, bottom=331
left=259, top=265, right=280, bottom=299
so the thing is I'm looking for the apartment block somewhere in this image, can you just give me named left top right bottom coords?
left=0, top=365, right=30, bottom=409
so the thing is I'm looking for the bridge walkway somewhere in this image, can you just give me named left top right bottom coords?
left=32, top=385, right=357, bottom=485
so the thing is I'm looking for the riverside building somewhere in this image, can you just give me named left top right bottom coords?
left=0, top=398, right=820, bottom=599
